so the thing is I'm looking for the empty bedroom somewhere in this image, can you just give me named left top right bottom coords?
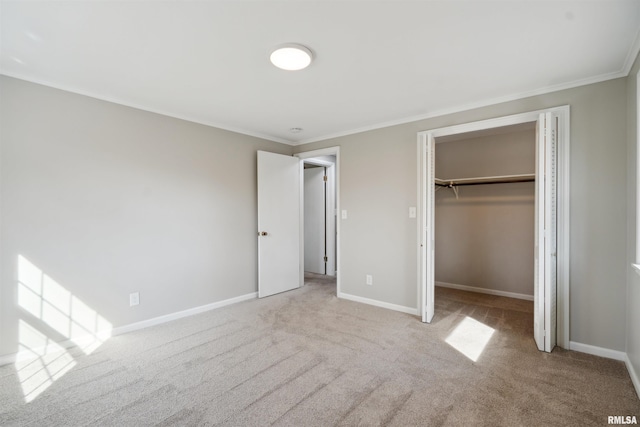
left=1, top=1, right=640, bottom=425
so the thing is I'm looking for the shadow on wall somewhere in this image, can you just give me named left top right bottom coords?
left=15, top=255, right=112, bottom=402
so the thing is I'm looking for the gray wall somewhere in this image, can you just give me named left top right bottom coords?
left=626, top=54, right=640, bottom=389
left=0, top=76, right=292, bottom=359
left=434, top=129, right=535, bottom=296
left=296, top=77, right=628, bottom=351
left=0, top=71, right=632, bottom=358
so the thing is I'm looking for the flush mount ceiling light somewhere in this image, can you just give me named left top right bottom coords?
left=270, top=44, right=313, bottom=71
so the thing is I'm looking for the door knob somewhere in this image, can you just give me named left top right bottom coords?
left=259, top=231, right=268, bottom=236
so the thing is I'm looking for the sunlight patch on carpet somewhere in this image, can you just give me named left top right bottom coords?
left=445, top=316, right=495, bottom=362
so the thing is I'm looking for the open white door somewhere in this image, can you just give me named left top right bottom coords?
left=304, top=167, right=326, bottom=274
left=257, top=151, right=301, bottom=298
left=534, top=113, right=558, bottom=352
left=325, top=164, right=337, bottom=276
left=420, top=134, right=435, bottom=323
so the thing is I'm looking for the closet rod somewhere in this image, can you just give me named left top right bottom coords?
left=434, top=173, right=535, bottom=188
left=435, top=178, right=535, bottom=188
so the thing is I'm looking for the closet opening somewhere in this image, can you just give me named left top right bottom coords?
left=417, top=107, right=570, bottom=353
left=434, top=123, right=536, bottom=356
left=434, top=122, right=536, bottom=303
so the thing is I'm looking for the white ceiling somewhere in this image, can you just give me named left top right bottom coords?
left=1, top=1, right=639, bottom=145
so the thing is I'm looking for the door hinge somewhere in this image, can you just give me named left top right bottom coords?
left=323, top=175, right=328, bottom=182
left=324, top=256, right=328, bottom=262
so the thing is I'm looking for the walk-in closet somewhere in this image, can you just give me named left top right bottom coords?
left=434, top=123, right=536, bottom=301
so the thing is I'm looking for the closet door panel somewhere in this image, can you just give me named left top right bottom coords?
left=421, top=134, right=435, bottom=323
left=534, top=112, right=557, bottom=352
left=545, top=114, right=558, bottom=351
left=534, top=114, right=546, bottom=351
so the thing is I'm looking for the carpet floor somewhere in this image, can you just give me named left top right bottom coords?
left=0, top=273, right=638, bottom=426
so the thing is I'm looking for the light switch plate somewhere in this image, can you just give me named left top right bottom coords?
left=341, top=210, right=348, bottom=219
left=409, top=207, right=417, bottom=218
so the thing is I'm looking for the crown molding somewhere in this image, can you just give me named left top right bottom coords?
left=0, top=71, right=297, bottom=146
left=622, top=27, right=640, bottom=76
left=4, top=50, right=637, bottom=148
left=296, top=69, right=628, bottom=145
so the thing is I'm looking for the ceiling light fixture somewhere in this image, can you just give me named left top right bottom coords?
left=289, top=127, right=303, bottom=133
left=270, top=44, right=313, bottom=71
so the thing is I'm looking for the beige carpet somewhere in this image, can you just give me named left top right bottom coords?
left=0, top=273, right=638, bottom=426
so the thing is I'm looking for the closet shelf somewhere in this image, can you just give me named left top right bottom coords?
left=434, top=173, right=535, bottom=187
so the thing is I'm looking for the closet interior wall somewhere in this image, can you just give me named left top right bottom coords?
left=435, top=126, right=536, bottom=298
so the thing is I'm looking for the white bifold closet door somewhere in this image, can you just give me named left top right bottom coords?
left=420, top=113, right=558, bottom=353
left=421, top=134, right=435, bottom=323
left=534, top=112, right=558, bottom=352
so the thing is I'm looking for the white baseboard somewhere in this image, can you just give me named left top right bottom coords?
left=569, top=341, right=626, bottom=361
left=436, top=281, right=534, bottom=301
left=338, top=292, right=418, bottom=316
left=625, top=354, right=640, bottom=399
left=0, top=292, right=257, bottom=367
left=0, top=353, right=17, bottom=366
left=111, top=292, right=257, bottom=336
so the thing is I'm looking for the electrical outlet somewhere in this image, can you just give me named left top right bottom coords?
left=130, top=292, right=140, bottom=306
left=366, top=275, right=373, bottom=286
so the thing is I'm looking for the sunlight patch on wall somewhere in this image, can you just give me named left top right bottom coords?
left=445, top=316, right=495, bottom=362
left=16, top=320, right=76, bottom=403
left=17, top=255, right=112, bottom=355
left=15, top=255, right=113, bottom=402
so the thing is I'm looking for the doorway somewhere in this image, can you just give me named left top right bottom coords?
left=303, top=157, right=336, bottom=276
left=417, top=107, right=570, bottom=352
left=256, top=147, right=340, bottom=299
left=296, top=147, right=341, bottom=296
left=434, top=122, right=536, bottom=302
